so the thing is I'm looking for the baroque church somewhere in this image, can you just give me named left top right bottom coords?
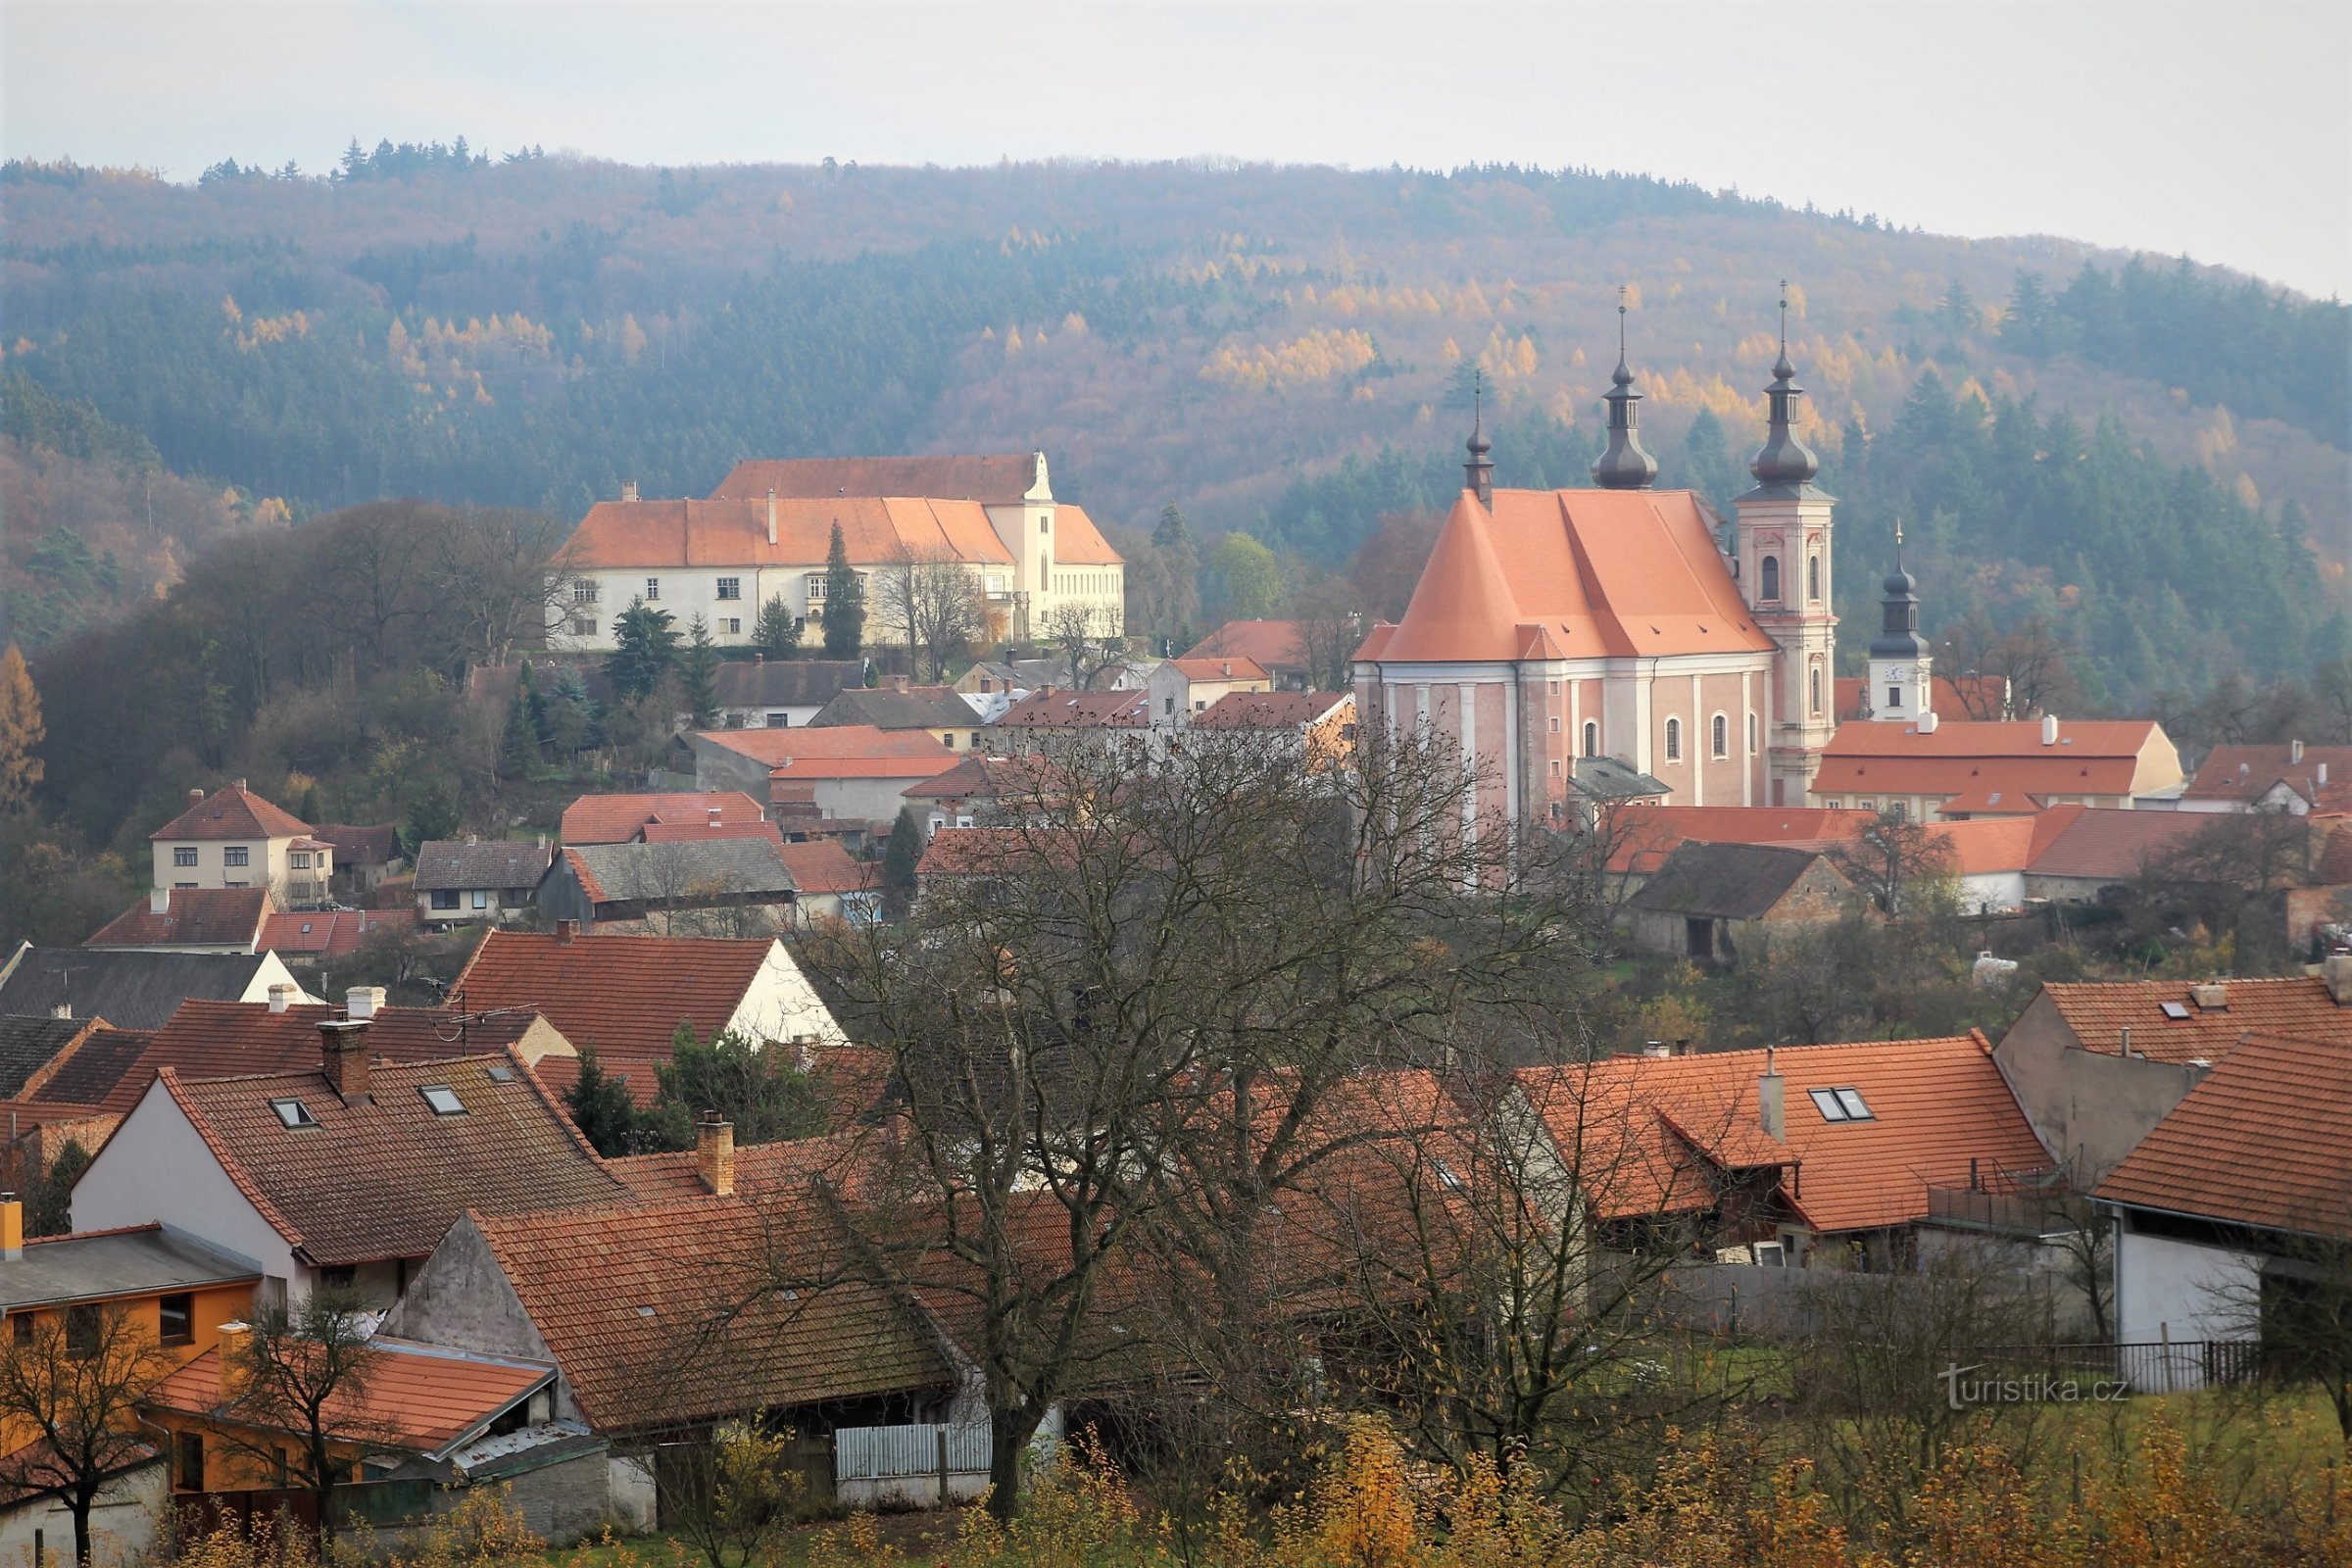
left=1351, top=300, right=1844, bottom=820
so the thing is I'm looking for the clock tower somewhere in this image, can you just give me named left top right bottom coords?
left=1867, top=524, right=1932, bottom=723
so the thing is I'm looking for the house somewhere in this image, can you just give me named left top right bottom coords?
left=1599, top=806, right=1878, bottom=888
left=142, top=1335, right=603, bottom=1543
left=0, top=1015, right=154, bottom=1178
left=1183, top=620, right=1313, bottom=690
left=83, top=889, right=274, bottom=956
left=2096, top=1031, right=2352, bottom=1379
left=0, top=944, right=315, bottom=1030
left=982, top=689, right=1151, bottom=755
left=551, top=452, right=1121, bottom=652
left=308, top=824, right=403, bottom=896
left=1992, top=966, right=2352, bottom=1185
left=149, top=784, right=332, bottom=906
left=1145, top=657, right=1272, bottom=728
left=710, top=658, right=868, bottom=730
left=1809, top=714, right=2186, bottom=818
left=900, top=754, right=1054, bottom=837
left=1569, top=756, right=1672, bottom=819
left=808, top=682, right=987, bottom=751
left=2177, top=740, right=2352, bottom=814
left=536, top=838, right=799, bottom=933
left=775, top=840, right=882, bottom=927
left=685, top=725, right=956, bottom=825
left=558, top=790, right=769, bottom=846
left=952, top=662, right=1024, bottom=702
left=414, top=838, right=554, bottom=926
left=447, top=928, right=846, bottom=1102
left=1922, top=815, right=2056, bottom=914
left=2016, top=805, right=2213, bottom=903
left=255, top=908, right=419, bottom=970
left=1189, top=691, right=1356, bottom=767
left=1624, top=841, right=1863, bottom=962
left=0, top=1206, right=264, bottom=1566
left=70, top=1038, right=629, bottom=1307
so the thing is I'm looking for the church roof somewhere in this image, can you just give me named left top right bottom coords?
left=1360, top=488, right=1771, bottom=665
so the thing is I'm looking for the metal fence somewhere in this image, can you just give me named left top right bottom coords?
left=1964, top=1341, right=2263, bottom=1396
left=834, top=1422, right=992, bottom=1486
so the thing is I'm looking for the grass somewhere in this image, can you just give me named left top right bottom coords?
left=546, top=1511, right=967, bottom=1568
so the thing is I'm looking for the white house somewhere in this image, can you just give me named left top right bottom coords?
left=148, top=783, right=332, bottom=906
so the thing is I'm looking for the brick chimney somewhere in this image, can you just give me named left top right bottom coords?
left=556, top=919, right=579, bottom=945
left=697, top=1112, right=735, bottom=1196
left=892, top=674, right=909, bottom=693
left=216, top=1321, right=253, bottom=1397
left=345, top=986, right=385, bottom=1020
left=189, top=788, right=205, bottom=808
left=2190, top=983, right=2229, bottom=1011
left=318, top=1017, right=372, bottom=1102
left=1758, top=1047, right=1786, bottom=1140
left=268, top=983, right=297, bottom=1014
left=0, top=1194, right=22, bottom=1262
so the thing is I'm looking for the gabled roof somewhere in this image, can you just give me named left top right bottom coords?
left=604, top=1130, right=875, bottom=1201
left=0, top=1015, right=102, bottom=1099
left=711, top=661, right=866, bottom=710
left=775, top=839, right=876, bottom=896
left=2034, top=975, right=2352, bottom=1064
left=308, top=824, right=401, bottom=866
left=415, top=840, right=553, bottom=893
left=1602, top=806, right=1877, bottom=876
left=145, top=1337, right=555, bottom=1458
left=0, top=1223, right=261, bottom=1312
left=560, top=791, right=768, bottom=846
left=1627, top=842, right=1852, bottom=921
left=1570, top=756, right=1668, bottom=803
left=560, top=495, right=1014, bottom=570
left=1181, top=620, right=1307, bottom=671
left=1190, top=691, right=1352, bottom=730
left=557, top=839, right=796, bottom=906
left=709, top=453, right=1043, bottom=506
left=466, top=1191, right=954, bottom=1431
left=900, top=753, right=1053, bottom=803
left=0, top=946, right=283, bottom=1032
left=136, top=1002, right=565, bottom=1120
left=159, top=1054, right=625, bottom=1267
left=30, top=1026, right=155, bottom=1109
left=694, top=725, right=955, bottom=773
left=992, top=689, right=1151, bottom=729
left=2181, top=744, right=2352, bottom=804
left=1815, top=719, right=2176, bottom=800
left=150, top=785, right=311, bottom=843
left=2025, top=807, right=2210, bottom=881
left=84, top=889, right=270, bottom=953
left=1361, top=487, right=1771, bottom=665
left=2097, top=1032, right=2352, bottom=1239
left=808, top=687, right=980, bottom=731
left=258, top=908, right=417, bottom=959
left=638, top=818, right=785, bottom=846
left=1165, top=657, right=1270, bottom=684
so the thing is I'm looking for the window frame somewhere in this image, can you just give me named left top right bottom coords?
left=714, top=576, right=743, bottom=601
left=646, top=577, right=661, bottom=601
left=429, top=888, right=461, bottom=911
left=1582, top=720, right=1598, bottom=759
left=159, top=1293, right=195, bottom=1347
left=173, top=847, right=198, bottom=867
left=270, top=1097, right=318, bottom=1129
left=419, top=1084, right=467, bottom=1116
left=1759, top=555, right=1781, bottom=602
left=1663, top=717, right=1682, bottom=762
left=1710, top=713, right=1729, bottom=759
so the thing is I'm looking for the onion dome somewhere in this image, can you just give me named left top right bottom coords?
left=1748, top=287, right=1820, bottom=491
left=1591, top=303, right=1658, bottom=490
left=1869, top=527, right=1929, bottom=659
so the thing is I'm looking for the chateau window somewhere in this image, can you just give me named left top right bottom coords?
left=722, top=617, right=741, bottom=635
left=570, top=618, right=598, bottom=638
left=1760, top=557, right=1781, bottom=602
left=571, top=579, right=596, bottom=604
left=806, top=573, right=827, bottom=600
left=715, top=577, right=742, bottom=601
left=1808, top=556, right=1822, bottom=602
left=1583, top=721, right=1598, bottom=758
left=1664, top=718, right=1682, bottom=762
left=1711, top=714, right=1729, bottom=759
left=223, top=847, right=249, bottom=868
left=173, top=847, right=198, bottom=867
left=1549, top=716, right=1561, bottom=733
left=646, top=577, right=661, bottom=601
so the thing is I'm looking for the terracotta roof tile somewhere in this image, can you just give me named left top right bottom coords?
left=1191, top=691, right=1352, bottom=730
left=2026, top=808, right=2210, bottom=881
left=1835, top=675, right=2014, bottom=722
left=259, top=908, right=417, bottom=959
left=775, top=839, right=876, bottom=896
left=2181, top=744, right=2352, bottom=804
left=2037, top=975, right=2352, bottom=1063
left=137, top=1002, right=563, bottom=1119
left=558, top=495, right=1016, bottom=571
left=605, top=1129, right=877, bottom=1201
left=150, top=785, right=311, bottom=843
left=709, top=454, right=1041, bottom=506
left=1815, top=719, right=2177, bottom=801
left=1182, top=620, right=1308, bottom=671
left=309, top=824, right=401, bottom=866
left=695, top=725, right=955, bottom=773
left=30, top=1027, right=154, bottom=1108
left=2096, top=1032, right=2352, bottom=1237
left=145, top=1337, right=553, bottom=1456
left=992, top=690, right=1150, bottom=729
left=1166, top=657, right=1270, bottom=683
left=0, top=1016, right=99, bottom=1099
left=1603, top=806, right=1877, bottom=876
left=1045, top=505, right=1121, bottom=566
left=560, top=792, right=767, bottom=846
left=84, top=889, right=270, bottom=952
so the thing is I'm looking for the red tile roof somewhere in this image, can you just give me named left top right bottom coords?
left=259, top=908, right=418, bottom=959
left=695, top=726, right=955, bottom=775
left=2181, top=744, right=2352, bottom=804
left=2035, top=975, right=2352, bottom=1064
left=561, top=495, right=1015, bottom=570
left=84, top=889, right=270, bottom=952
left=2096, top=1032, right=2352, bottom=1238
left=1167, top=657, right=1270, bottom=683
left=1603, top=806, right=1877, bottom=876
left=605, top=1129, right=877, bottom=1201
left=776, top=839, right=876, bottom=896
left=145, top=1337, right=553, bottom=1456
left=2026, top=807, right=2210, bottom=881
left=1181, top=620, right=1307, bottom=671
left=710, top=454, right=1041, bottom=506
left=900, top=753, right=1054, bottom=803
left=1190, top=691, right=1352, bottom=730
left=150, top=785, right=311, bottom=843
left=467, top=1191, right=953, bottom=1431
left=639, top=818, right=785, bottom=846
left=161, top=1054, right=626, bottom=1266
left=1362, top=488, right=1772, bottom=665
left=1816, top=719, right=2174, bottom=801
left=560, top=791, right=768, bottom=846
left=139, top=1001, right=562, bottom=1109
left=993, top=689, right=1151, bottom=729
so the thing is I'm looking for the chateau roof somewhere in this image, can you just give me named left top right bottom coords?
left=710, top=454, right=1042, bottom=506
left=559, top=495, right=1013, bottom=570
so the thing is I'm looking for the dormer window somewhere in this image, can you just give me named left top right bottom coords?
left=270, top=1098, right=318, bottom=1128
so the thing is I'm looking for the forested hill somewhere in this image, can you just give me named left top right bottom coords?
left=4, top=153, right=2348, bottom=701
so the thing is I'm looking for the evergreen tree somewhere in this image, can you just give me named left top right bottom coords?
left=820, top=522, right=864, bottom=659
left=518, top=657, right=553, bottom=748
left=681, top=613, right=720, bottom=728
left=605, top=597, right=680, bottom=702
left=640, top=1025, right=828, bottom=1150
left=563, top=1046, right=639, bottom=1156
left=0, top=644, right=46, bottom=814
left=754, top=593, right=801, bottom=658
left=1676, top=409, right=1742, bottom=516
left=401, top=781, right=460, bottom=858
left=26, top=1140, right=87, bottom=1238
left=297, top=783, right=322, bottom=823
left=1149, top=504, right=1201, bottom=638
left=883, top=806, right=924, bottom=899
left=500, top=686, right=539, bottom=779
left=2002, top=270, right=2053, bottom=352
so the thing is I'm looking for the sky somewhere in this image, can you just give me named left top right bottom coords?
left=7, top=1, right=2349, bottom=299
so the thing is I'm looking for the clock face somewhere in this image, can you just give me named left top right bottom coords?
left=1885, top=665, right=1910, bottom=681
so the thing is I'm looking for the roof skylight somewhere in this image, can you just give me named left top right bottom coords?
left=2159, top=1002, right=2192, bottom=1020
left=419, top=1085, right=466, bottom=1116
left=1808, top=1087, right=1875, bottom=1123
left=270, top=1098, right=318, bottom=1128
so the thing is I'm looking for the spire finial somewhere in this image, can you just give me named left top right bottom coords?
left=1893, top=517, right=1904, bottom=569
left=1748, top=284, right=1817, bottom=489
left=1463, top=368, right=1494, bottom=504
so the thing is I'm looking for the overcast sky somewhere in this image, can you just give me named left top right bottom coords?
left=7, top=1, right=2348, bottom=298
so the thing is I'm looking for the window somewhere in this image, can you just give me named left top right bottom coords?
left=159, top=1293, right=194, bottom=1347
left=722, top=617, right=741, bottom=635
left=1549, top=716, right=1561, bottom=733
left=470, top=890, right=488, bottom=909
left=1040, top=513, right=1052, bottom=534
left=319, top=1265, right=356, bottom=1289
left=765, top=712, right=787, bottom=727
left=487, top=1063, right=516, bottom=1083
left=66, top=1305, right=101, bottom=1359
left=2159, top=1001, right=2192, bottom=1020
left=570, top=617, right=597, bottom=638
left=1887, top=685, right=1903, bottom=710
left=290, top=852, right=311, bottom=870
left=1711, top=714, right=1728, bottom=758
left=176, top=1432, right=205, bottom=1492
left=645, top=577, right=661, bottom=600
left=173, top=847, right=197, bottom=867
left=1663, top=718, right=1682, bottom=762
left=270, top=1097, right=317, bottom=1128
left=571, top=579, right=596, bottom=604
left=419, top=1084, right=466, bottom=1116
left=1760, top=556, right=1781, bottom=602
left=1748, top=712, right=1759, bottom=754
left=221, top=845, right=247, bottom=867
left=805, top=573, right=827, bottom=601
left=715, top=577, right=742, bottom=601
left=430, top=888, right=461, bottom=910
left=10, top=1314, right=29, bottom=1345
left=1809, top=667, right=1823, bottom=715
left=1808, top=555, right=1822, bottom=602
left=1582, top=720, right=1598, bottom=758
left=943, top=733, right=956, bottom=749
left=1809, top=1087, right=1874, bottom=1122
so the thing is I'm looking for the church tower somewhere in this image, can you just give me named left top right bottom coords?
left=1735, top=287, right=1838, bottom=805
left=1866, top=524, right=1933, bottom=723
left=1591, top=298, right=1660, bottom=490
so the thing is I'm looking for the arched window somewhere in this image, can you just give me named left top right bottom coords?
left=1760, top=556, right=1781, bottom=602
left=1808, top=555, right=1822, bottom=602
left=1664, top=718, right=1683, bottom=762
left=1809, top=667, right=1823, bottom=716
left=1711, top=714, right=1729, bottom=759
left=1582, top=720, right=1598, bottom=758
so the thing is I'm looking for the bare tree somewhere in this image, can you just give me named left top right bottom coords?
left=874, top=548, right=986, bottom=682
left=0, top=1304, right=174, bottom=1565
left=2202, top=1200, right=2352, bottom=1446
left=1283, top=572, right=1362, bottom=692
left=1041, top=601, right=1119, bottom=690
left=1827, top=806, right=1957, bottom=915
left=220, top=1287, right=388, bottom=1544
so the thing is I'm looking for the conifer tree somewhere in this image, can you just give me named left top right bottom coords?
left=754, top=593, right=801, bottom=658
left=0, top=643, right=45, bottom=815
left=681, top=614, right=721, bottom=728
left=563, top=1047, right=638, bottom=1156
left=821, top=523, right=864, bottom=659
left=606, top=597, right=680, bottom=702
left=883, top=806, right=924, bottom=899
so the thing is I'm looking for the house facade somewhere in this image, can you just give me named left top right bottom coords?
left=148, top=785, right=332, bottom=906
left=414, top=838, right=555, bottom=925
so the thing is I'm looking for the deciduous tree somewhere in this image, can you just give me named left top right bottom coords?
left=0, top=643, right=48, bottom=813
left=0, top=1303, right=172, bottom=1565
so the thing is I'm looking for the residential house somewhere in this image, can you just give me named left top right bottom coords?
left=808, top=682, right=988, bottom=751
left=536, top=838, right=798, bottom=933
left=2096, top=1031, right=2352, bottom=1380
left=982, top=689, right=1151, bottom=755
left=901, top=754, right=1054, bottom=838
left=685, top=725, right=955, bottom=826
left=1992, top=966, right=2352, bottom=1185
left=256, top=908, right=419, bottom=972
left=414, top=838, right=555, bottom=926
left=558, top=791, right=769, bottom=846
left=0, top=1207, right=264, bottom=1565
left=0, top=944, right=315, bottom=1030
left=1624, top=841, right=1864, bottom=962
left=308, top=824, right=403, bottom=897
left=1810, top=715, right=2186, bottom=818
left=775, top=840, right=882, bottom=927
left=0, top=1014, right=151, bottom=1180
left=84, top=889, right=274, bottom=956
left=149, top=784, right=332, bottom=906
left=1183, top=620, right=1313, bottom=690
left=710, top=659, right=868, bottom=730
left=2177, top=740, right=2352, bottom=814
left=551, top=453, right=1121, bottom=652
left=1600, top=806, right=1878, bottom=893
left=952, top=662, right=1024, bottom=704
left=447, top=928, right=846, bottom=1102
left=71, top=1039, right=629, bottom=1307
left=1145, top=657, right=1272, bottom=728
left=2017, top=806, right=2213, bottom=903
left=1189, top=691, right=1355, bottom=768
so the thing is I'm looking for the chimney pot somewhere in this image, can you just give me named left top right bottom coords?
left=49, top=1003, right=72, bottom=1021
left=318, top=1017, right=371, bottom=1101
left=2040, top=713, right=2060, bottom=747
left=235, top=778, right=246, bottom=792
left=345, top=986, right=385, bottom=1021
left=697, top=1112, right=736, bottom=1197
left=557, top=918, right=579, bottom=945
left=149, top=888, right=171, bottom=915
left=268, top=983, right=296, bottom=1014
left=893, top=674, right=908, bottom=693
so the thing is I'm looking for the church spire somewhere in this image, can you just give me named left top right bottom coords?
left=1463, top=370, right=1494, bottom=505
left=1591, top=292, right=1658, bottom=490
left=1748, top=281, right=1820, bottom=492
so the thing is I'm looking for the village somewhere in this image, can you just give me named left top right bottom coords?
left=0, top=320, right=2346, bottom=1566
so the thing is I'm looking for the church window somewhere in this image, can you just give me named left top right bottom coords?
left=1809, top=668, right=1823, bottom=715
left=1582, top=721, right=1598, bottom=758
left=1549, top=716, right=1561, bottom=733
left=1808, top=556, right=1822, bottom=602
left=1887, top=685, right=1903, bottom=710
left=1664, top=718, right=1682, bottom=762
left=1711, top=714, right=1728, bottom=759
left=1760, top=557, right=1781, bottom=602
left=1748, top=712, right=1759, bottom=754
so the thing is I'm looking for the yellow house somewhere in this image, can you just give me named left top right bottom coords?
left=149, top=784, right=332, bottom=906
